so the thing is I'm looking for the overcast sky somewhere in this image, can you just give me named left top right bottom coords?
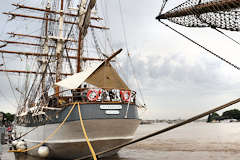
left=1, top=0, right=240, bottom=119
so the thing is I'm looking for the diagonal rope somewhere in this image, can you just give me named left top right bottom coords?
left=117, top=0, right=146, bottom=105
left=194, top=12, right=240, bottom=47
left=77, top=103, right=97, bottom=160
left=118, top=0, right=129, bottom=54
left=213, top=27, right=240, bottom=46
left=159, top=0, right=169, bottom=15
left=159, top=20, right=240, bottom=71
left=1, top=54, right=19, bottom=105
left=9, top=102, right=77, bottom=153
left=75, top=97, right=240, bottom=160
left=128, top=55, right=146, bottom=106
left=14, top=126, right=38, bottom=141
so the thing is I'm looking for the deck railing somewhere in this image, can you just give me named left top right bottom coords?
left=34, top=88, right=136, bottom=108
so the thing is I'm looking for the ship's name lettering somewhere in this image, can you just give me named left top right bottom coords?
left=105, top=110, right=120, bottom=115
left=100, top=105, right=122, bottom=110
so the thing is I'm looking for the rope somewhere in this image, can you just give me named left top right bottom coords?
left=14, top=126, right=38, bottom=141
left=8, top=102, right=77, bottom=153
left=1, top=54, right=19, bottom=105
left=194, top=13, right=240, bottom=47
left=118, top=0, right=129, bottom=54
left=0, top=90, right=16, bottom=106
left=9, top=102, right=97, bottom=160
left=77, top=103, right=97, bottom=160
left=159, top=20, right=240, bottom=71
left=213, top=27, right=240, bottom=46
left=117, top=0, right=131, bottom=86
left=159, top=0, right=168, bottom=15
left=117, top=0, right=146, bottom=106
left=128, top=55, right=146, bottom=106
left=76, top=97, right=240, bottom=160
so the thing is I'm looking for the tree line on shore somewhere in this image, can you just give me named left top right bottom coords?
left=0, top=112, right=15, bottom=126
left=207, top=109, right=240, bottom=122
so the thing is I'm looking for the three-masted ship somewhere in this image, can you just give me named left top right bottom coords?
left=0, top=0, right=141, bottom=159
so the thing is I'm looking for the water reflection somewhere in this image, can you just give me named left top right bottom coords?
left=13, top=153, right=123, bottom=160
left=14, top=153, right=45, bottom=160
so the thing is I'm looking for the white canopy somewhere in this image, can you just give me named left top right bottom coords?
left=55, top=62, right=129, bottom=90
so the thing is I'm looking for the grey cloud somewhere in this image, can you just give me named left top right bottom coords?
left=125, top=52, right=238, bottom=97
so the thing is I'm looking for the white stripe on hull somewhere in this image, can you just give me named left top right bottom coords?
left=16, top=119, right=140, bottom=159
left=25, top=136, right=134, bottom=143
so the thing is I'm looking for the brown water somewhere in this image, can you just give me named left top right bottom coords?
left=1, top=122, right=240, bottom=160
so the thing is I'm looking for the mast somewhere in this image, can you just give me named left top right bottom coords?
left=77, top=0, right=97, bottom=73
left=55, top=0, right=65, bottom=96
left=0, top=0, right=107, bottom=103
left=77, top=0, right=88, bottom=73
left=41, top=0, right=51, bottom=96
left=77, top=29, right=83, bottom=73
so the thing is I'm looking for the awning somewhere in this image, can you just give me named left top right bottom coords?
left=55, top=62, right=129, bottom=90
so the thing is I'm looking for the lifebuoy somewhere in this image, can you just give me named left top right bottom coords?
left=87, top=89, right=99, bottom=101
left=98, top=89, right=102, bottom=96
left=121, top=90, right=131, bottom=102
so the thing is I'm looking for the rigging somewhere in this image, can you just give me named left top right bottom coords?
left=156, top=0, right=240, bottom=71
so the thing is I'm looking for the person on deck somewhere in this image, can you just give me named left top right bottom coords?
left=81, top=84, right=88, bottom=102
left=109, top=90, right=115, bottom=101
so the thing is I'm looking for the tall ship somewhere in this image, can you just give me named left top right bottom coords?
left=0, top=0, right=143, bottom=159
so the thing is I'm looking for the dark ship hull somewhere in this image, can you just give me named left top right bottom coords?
left=15, top=103, right=140, bottom=159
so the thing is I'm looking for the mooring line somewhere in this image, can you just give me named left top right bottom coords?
left=75, top=97, right=240, bottom=160
left=77, top=102, right=97, bottom=160
left=9, top=102, right=77, bottom=153
left=9, top=102, right=98, bottom=160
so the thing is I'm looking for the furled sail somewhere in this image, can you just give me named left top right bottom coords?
left=55, top=62, right=129, bottom=90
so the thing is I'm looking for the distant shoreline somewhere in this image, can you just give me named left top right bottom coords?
left=140, top=119, right=207, bottom=125
left=140, top=119, right=240, bottom=125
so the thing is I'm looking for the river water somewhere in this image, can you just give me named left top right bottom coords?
left=1, top=122, right=240, bottom=160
